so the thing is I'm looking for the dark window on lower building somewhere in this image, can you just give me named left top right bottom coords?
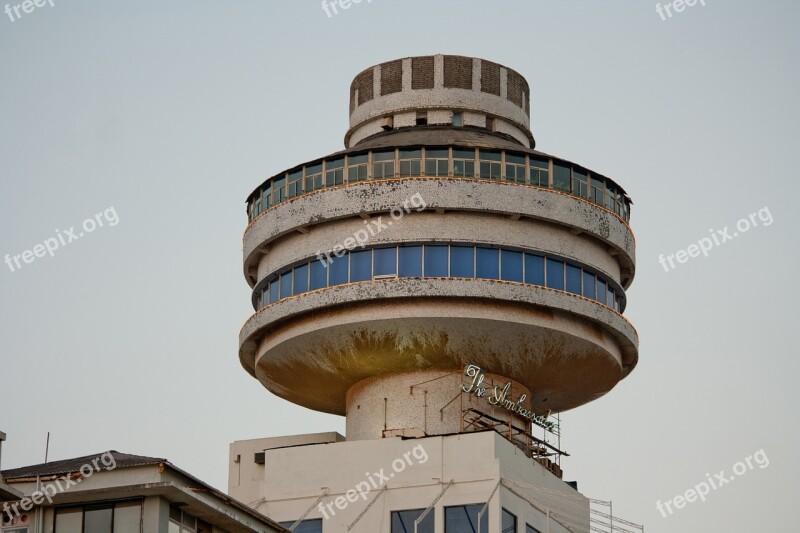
left=502, top=508, right=517, bottom=533
left=391, top=508, right=434, bottom=533
left=444, top=504, right=488, bottom=533
left=279, top=519, right=322, bottom=533
left=526, top=524, right=543, bottom=533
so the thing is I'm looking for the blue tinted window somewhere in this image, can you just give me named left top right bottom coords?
left=583, top=271, right=596, bottom=300
left=399, top=246, right=423, bottom=277
left=279, top=519, right=322, bottom=533
left=566, top=264, right=582, bottom=294
left=597, top=278, right=607, bottom=304
left=374, top=247, right=397, bottom=276
left=424, top=245, right=449, bottom=277
left=546, top=259, right=564, bottom=290
left=269, top=278, right=280, bottom=303
left=329, top=254, right=349, bottom=285
left=451, top=246, right=475, bottom=278
left=501, top=250, right=523, bottom=282
left=293, top=264, right=309, bottom=295
left=524, top=254, right=545, bottom=285
left=445, top=504, right=488, bottom=533
left=607, top=286, right=615, bottom=309
left=261, top=286, right=268, bottom=307
left=280, top=271, right=293, bottom=299
left=502, top=509, right=517, bottom=533
left=310, top=260, right=327, bottom=290
left=476, top=248, right=499, bottom=279
left=350, top=250, right=372, bottom=282
left=391, top=509, right=434, bottom=533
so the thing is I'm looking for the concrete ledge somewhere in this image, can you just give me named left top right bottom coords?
left=243, top=178, right=636, bottom=289
left=238, top=278, right=639, bottom=414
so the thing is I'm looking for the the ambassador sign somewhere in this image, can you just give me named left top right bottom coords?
left=461, top=364, right=558, bottom=434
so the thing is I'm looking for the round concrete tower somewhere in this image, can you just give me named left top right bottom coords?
left=240, top=54, right=637, bottom=442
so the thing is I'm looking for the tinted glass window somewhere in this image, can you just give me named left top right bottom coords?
left=597, top=278, right=607, bottom=304
left=374, top=247, right=397, bottom=276
left=424, top=245, right=449, bottom=277
left=329, top=254, right=349, bottom=285
left=566, top=264, right=582, bottom=294
left=583, top=271, right=596, bottom=300
left=293, top=264, right=309, bottom=295
left=55, top=508, right=83, bottom=533
left=391, top=509, right=434, bottom=533
left=373, top=150, right=395, bottom=161
left=546, top=259, right=565, bottom=290
left=280, top=271, right=293, bottom=299
left=310, top=260, right=327, bottom=290
left=451, top=246, right=475, bottom=278
left=502, top=508, right=517, bottom=533
left=476, top=248, right=499, bottom=279
left=269, top=278, right=280, bottom=303
left=350, top=249, right=372, bottom=282
left=279, top=519, right=322, bottom=533
left=553, top=162, right=571, bottom=192
left=426, top=148, right=449, bottom=158
left=399, top=246, right=423, bottom=277
left=84, top=506, right=113, bottom=533
left=112, top=501, right=142, bottom=533
left=501, top=250, right=523, bottom=282
left=525, top=254, right=545, bottom=285
left=444, top=504, right=488, bottom=533
left=526, top=525, right=543, bottom=533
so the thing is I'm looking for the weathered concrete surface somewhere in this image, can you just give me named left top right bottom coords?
left=243, top=178, right=636, bottom=289
left=239, top=278, right=638, bottom=416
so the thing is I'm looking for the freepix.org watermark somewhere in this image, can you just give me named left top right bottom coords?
left=4, top=0, right=55, bottom=23
left=4, top=206, right=120, bottom=273
left=317, top=444, right=428, bottom=520
left=2, top=452, right=117, bottom=518
left=656, top=0, right=706, bottom=21
left=658, top=206, right=773, bottom=273
left=656, top=449, right=769, bottom=517
left=315, top=192, right=426, bottom=268
left=321, top=0, right=372, bottom=18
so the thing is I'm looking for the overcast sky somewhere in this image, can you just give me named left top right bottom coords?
left=1, top=1, right=798, bottom=531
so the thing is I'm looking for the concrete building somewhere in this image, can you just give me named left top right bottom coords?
left=1, top=449, right=288, bottom=533
left=235, top=54, right=641, bottom=532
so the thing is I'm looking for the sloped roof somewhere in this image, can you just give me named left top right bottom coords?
left=1, top=451, right=164, bottom=480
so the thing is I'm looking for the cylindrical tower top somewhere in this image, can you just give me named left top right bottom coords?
left=346, top=54, right=535, bottom=149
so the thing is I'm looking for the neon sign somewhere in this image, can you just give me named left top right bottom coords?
left=461, top=364, right=558, bottom=433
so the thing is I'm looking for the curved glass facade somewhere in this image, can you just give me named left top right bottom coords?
left=246, top=147, right=632, bottom=223
left=253, top=244, right=627, bottom=313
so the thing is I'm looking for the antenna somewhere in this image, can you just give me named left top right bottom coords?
left=44, top=432, right=50, bottom=463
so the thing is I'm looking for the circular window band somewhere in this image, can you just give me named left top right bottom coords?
left=252, top=244, right=626, bottom=314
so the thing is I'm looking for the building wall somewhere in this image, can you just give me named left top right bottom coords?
left=230, top=432, right=586, bottom=533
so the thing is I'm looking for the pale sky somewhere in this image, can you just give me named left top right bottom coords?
left=1, top=1, right=798, bottom=531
